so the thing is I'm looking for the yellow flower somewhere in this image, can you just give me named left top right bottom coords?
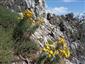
left=42, top=48, right=48, bottom=52
left=59, top=48, right=70, bottom=58
left=23, top=9, right=33, bottom=18
left=45, top=43, right=50, bottom=49
left=48, top=53, right=51, bottom=57
left=49, top=50, right=53, bottom=55
left=56, top=36, right=70, bottom=58
left=52, top=50, right=59, bottom=57
left=42, top=38, right=70, bottom=59
left=64, top=48, right=70, bottom=58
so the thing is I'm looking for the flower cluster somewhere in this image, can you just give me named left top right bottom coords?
left=42, top=36, right=70, bottom=59
left=42, top=43, right=58, bottom=57
left=23, top=9, right=33, bottom=18
left=57, top=36, right=70, bottom=58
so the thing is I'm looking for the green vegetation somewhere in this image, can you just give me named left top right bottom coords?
left=36, top=37, right=70, bottom=64
left=0, top=5, right=19, bottom=64
left=0, top=6, right=39, bottom=64
left=1, top=4, right=84, bottom=64
left=13, top=10, right=39, bottom=55
left=0, top=6, right=19, bottom=28
left=0, top=27, right=13, bottom=64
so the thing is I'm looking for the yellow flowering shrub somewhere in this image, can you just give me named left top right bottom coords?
left=42, top=43, right=55, bottom=57
left=22, top=9, right=45, bottom=26
left=57, top=36, right=70, bottom=58
left=42, top=36, right=70, bottom=59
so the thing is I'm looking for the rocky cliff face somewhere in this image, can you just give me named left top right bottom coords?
left=0, top=0, right=85, bottom=64
left=30, top=14, right=85, bottom=64
left=0, top=0, right=46, bottom=18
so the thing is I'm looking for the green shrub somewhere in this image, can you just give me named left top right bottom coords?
left=0, top=5, right=19, bottom=64
left=0, top=5, right=20, bottom=29
left=12, top=14, right=39, bottom=56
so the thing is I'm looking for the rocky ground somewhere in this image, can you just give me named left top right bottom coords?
left=0, top=0, right=85, bottom=64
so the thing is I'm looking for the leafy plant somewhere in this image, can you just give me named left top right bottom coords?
left=37, top=37, right=70, bottom=64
